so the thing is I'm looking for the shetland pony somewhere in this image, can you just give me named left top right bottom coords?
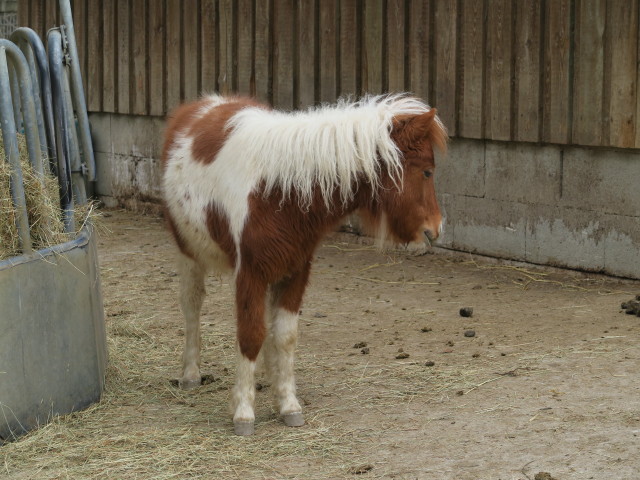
left=162, top=94, right=447, bottom=435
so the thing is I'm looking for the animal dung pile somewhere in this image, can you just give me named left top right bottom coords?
left=621, top=296, right=640, bottom=316
left=0, top=133, right=89, bottom=260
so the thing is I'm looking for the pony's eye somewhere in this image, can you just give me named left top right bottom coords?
left=423, top=170, right=432, bottom=179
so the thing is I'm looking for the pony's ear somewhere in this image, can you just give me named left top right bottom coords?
left=393, top=109, right=446, bottom=151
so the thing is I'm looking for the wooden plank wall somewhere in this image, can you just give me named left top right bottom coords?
left=17, top=0, right=640, bottom=149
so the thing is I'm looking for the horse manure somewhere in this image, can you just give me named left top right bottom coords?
left=534, top=473, right=558, bottom=480
left=627, top=302, right=640, bottom=316
left=395, top=352, right=410, bottom=359
left=361, top=347, right=370, bottom=355
left=421, top=326, right=433, bottom=332
left=201, top=374, right=216, bottom=385
left=620, top=298, right=640, bottom=316
left=424, top=361, right=435, bottom=366
left=353, top=341, right=367, bottom=348
left=464, top=330, right=476, bottom=338
left=349, top=464, right=374, bottom=475
left=459, top=307, right=474, bottom=317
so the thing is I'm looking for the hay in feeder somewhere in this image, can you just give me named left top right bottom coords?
left=0, top=132, right=93, bottom=260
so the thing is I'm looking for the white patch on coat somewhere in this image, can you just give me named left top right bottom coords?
left=163, top=129, right=261, bottom=273
left=263, top=308, right=302, bottom=415
left=231, top=352, right=257, bottom=422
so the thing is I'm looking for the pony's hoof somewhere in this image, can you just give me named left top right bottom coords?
left=282, top=412, right=304, bottom=427
left=234, top=421, right=255, bottom=436
left=179, top=378, right=201, bottom=390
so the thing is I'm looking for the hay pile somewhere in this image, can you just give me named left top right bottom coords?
left=0, top=132, right=84, bottom=260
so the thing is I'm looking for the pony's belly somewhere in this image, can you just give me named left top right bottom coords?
left=169, top=209, right=234, bottom=274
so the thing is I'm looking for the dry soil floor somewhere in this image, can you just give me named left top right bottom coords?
left=3, top=209, right=640, bottom=480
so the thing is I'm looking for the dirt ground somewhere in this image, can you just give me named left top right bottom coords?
left=3, top=209, right=640, bottom=479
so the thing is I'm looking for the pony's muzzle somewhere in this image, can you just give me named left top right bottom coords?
left=423, top=220, right=443, bottom=244
left=424, top=228, right=438, bottom=242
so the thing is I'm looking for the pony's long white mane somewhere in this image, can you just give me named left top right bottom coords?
left=226, top=94, right=434, bottom=209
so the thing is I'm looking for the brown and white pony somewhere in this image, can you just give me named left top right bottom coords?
left=162, top=93, right=447, bottom=435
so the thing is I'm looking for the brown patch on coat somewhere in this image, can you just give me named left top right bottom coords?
left=235, top=268, right=268, bottom=361
left=163, top=206, right=195, bottom=260
left=161, top=100, right=203, bottom=166
left=272, top=260, right=313, bottom=314
left=234, top=186, right=363, bottom=359
left=190, top=98, right=267, bottom=164
left=204, top=204, right=237, bottom=268
left=241, top=186, right=356, bottom=284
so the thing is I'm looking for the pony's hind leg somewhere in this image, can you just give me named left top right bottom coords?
left=178, top=254, right=206, bottom=390
left=263, top=262, right=311, bottom=427
left=231, top=349, right=258, bottom=435
left=263, top=307, right=303, bottom=426
left=231, top=269, right=268, bottom=435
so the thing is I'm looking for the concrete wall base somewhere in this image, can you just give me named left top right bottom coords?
left=91, top=113, right=640, bottom=280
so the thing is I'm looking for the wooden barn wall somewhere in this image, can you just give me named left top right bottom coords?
left=17, top=0, right=640, bottom=149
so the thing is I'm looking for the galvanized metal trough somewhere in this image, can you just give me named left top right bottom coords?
left=0, top=226, right=107, bottom=442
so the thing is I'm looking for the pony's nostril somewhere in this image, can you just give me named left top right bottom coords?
left=424, top=229, right=438, bottom=241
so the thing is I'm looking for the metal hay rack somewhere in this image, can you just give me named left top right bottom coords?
left=0, top=0, right=106, bottom=443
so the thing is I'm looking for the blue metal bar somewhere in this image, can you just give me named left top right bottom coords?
left=0, top=40, right=43, bottom=178
left=21, top=42, right=48, bottom=156
left=59, top=1, right=96, bottom=182
left=0, top=45, right=32, bottom=254
left=8, top=65, right=21, bottom=133
left=62, top=64, right=87, bottom=205
left=9, top=29, right=49, bottom=165
left=47, top=30, right=74, bottom=232
left=10, top=28, right=53, bottom=167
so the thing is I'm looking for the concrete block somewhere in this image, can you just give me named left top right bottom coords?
left=437, top=193, right=455, bottom=247
left=436, top=138, right=485, bottom=198
left=94, top=151, right=113, bottom=197
left=525, top=205, right=606, bottom=272
left=485, top=142, right=561, bottom=204
left=561, top=147, right=640, bottom=217
left=89, top=113, right=112, bottom=154
left=603, top=214, right=640, bottom=278
left=134, top=156, right=163, bottom=201
left=445, top=195, right=527, bottom=260
left=111, top=154, right=163, bottom=204
left=108, top=115, right=165, bottom=158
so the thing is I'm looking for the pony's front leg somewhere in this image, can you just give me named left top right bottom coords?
left=231, top=269, right=268, bottom=435
left=178, top=254, right=206, bottom=390
left=263, top=261, right=311, bottom=427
